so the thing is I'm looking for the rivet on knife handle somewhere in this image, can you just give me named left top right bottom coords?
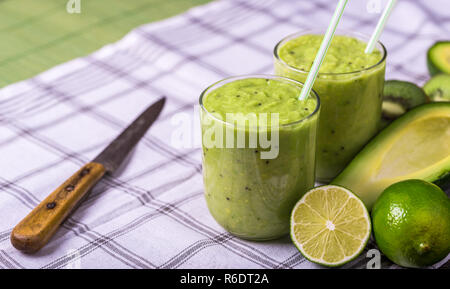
left=10, top=162, right=106, bottom=253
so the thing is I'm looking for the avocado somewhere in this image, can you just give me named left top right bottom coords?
left=382, top=80, right=429, bottom=123
left=424, top=74, right=450, bottom=102
left=332, top=102, right=450, bottom=210
left=427, top=41, right=450, bottom=76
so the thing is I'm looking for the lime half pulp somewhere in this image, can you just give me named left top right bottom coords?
left=290, top=185, right=371, bottom=266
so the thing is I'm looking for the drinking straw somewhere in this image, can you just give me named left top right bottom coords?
left=299, top=0, right=348, bottom=100
left=365, top=0, right=397, bottom=54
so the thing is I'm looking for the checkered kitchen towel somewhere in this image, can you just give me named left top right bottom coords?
left=0, top=0, right=449, bottom=269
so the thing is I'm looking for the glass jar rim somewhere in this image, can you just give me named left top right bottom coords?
left=199, top=74, right=320, bottom=128
left=273, top=29, right=387, bottom=76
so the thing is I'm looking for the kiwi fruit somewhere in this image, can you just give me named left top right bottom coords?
left=382, top=80, right=429, bottom=123
left=423, top=74, right=450, bottom=102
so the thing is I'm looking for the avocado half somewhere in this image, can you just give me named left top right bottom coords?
left=427, top=41, right=450, bottom=76
left=332, top=102, right=450, bottom=210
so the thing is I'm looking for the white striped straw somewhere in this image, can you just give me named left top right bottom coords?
left=365, top=0, right=397, bottom=54
left=299, top=0, right=349, bottom=100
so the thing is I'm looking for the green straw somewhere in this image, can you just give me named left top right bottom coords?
left=365, top=0, right=397, bottom=54
left=298, top=0, right=349, bottom=100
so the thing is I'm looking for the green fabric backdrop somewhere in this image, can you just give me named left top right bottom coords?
left=0, top=0, right=211, bottom=87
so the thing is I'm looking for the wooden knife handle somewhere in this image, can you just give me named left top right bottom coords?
left=11, top=162, right=106, bottom=253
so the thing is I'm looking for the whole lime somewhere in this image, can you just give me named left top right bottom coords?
left=372, top=179, right=450, bottom=268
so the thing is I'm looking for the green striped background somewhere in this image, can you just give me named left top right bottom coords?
left=0, top=0, right=211, bottom=87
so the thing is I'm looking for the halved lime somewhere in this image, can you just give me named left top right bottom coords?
left=290, top=185, right=371, bottom=267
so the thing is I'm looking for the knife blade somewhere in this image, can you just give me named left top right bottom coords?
left=94, top=97, right=166, bottom=173
left=10, top=97, right=166, bottom=253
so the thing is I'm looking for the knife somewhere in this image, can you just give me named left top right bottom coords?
left=10, top=97, right=166, bottom=253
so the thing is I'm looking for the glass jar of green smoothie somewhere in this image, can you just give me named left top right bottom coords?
left=274, top=30, right=386, bottom=182
left=200, top=75, right=320, bottom=240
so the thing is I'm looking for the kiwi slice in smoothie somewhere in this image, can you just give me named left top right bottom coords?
left=424, top=74, right=450, bottom=102
left=382, top=80, right=429, bottom=125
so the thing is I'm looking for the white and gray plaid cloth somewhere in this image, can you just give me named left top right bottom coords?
left=0, top=0, right=449, bottom=269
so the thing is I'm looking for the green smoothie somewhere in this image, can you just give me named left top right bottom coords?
left=200, top=76, right=319, bottom=240
left=275, top=32, right=386, bottom=182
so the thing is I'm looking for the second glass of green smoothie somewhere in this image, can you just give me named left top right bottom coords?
left=200, top=75, right=320, bottom=240
left=274, top=30, right=387, bottom=182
